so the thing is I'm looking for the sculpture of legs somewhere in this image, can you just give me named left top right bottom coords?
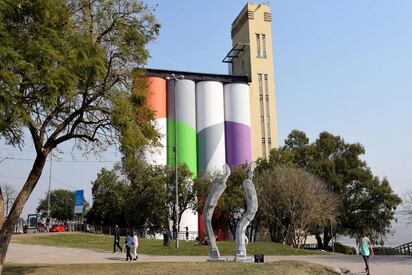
left=202, top=164, right=231, bottom=261
left=235, top=162, right=258, bottom=262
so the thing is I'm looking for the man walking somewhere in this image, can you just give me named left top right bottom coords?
left=113, top=225, right=122, bottom=253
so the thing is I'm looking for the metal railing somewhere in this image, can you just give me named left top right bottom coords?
left=394, top=242, right=412, bottom=255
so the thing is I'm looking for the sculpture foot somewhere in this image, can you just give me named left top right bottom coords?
left=207, top=257, right=228, bottom=262
left=235, top=254, right=254, bottom=262
left=207, top=249, right=227, bottom=261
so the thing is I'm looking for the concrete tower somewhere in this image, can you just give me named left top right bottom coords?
left=224, top=3, right=278, bottom=159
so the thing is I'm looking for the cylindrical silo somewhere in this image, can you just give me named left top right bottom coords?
left=167, top=79, right=198, bottom=235
left=224, top=83, right=251, bottom=167
left=196, top=81, right=227, bottom=240
left=144, top=76, right=167, bottom=165
left=196, top=81, right=226, bottom=173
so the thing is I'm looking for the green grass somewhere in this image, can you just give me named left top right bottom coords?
left=11, top=232, right=328, bottom=256
left=3, top=261, right=339, bottom=275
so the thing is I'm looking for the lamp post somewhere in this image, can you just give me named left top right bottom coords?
left=168, top=74, right=184, bottom=249
left=379, top=207, right=385, bottom=255
left=46, top=154, right=52, bottom=230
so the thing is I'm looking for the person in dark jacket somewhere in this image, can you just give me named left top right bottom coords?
left=113, top=225, right=122, bottom=253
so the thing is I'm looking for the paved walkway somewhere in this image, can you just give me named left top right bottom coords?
left=5, top=243, right=412, bottom=275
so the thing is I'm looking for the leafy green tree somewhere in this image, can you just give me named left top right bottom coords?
left=0, top=0, right=159, bottom=269
left=258, top=130, right=401, bottom=248
left=121, top=162, right=169, bottom=231
left=37, top=189, right=89, bottom=221
left=86, top=168, right=128, bottom=226
left=87, top=163, right=199, bottom=235
left=151, top=164, right=197, bottom=233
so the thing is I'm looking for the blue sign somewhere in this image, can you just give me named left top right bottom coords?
left=74, top=190, right=84, bottom=214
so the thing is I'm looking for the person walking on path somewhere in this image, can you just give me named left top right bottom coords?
left=133, top=231, right=139, bottom=261
left=113, top=225, right=122, bottom=253
left=358, top=234, right=374, bottom=274
left=125, top=231, right=133, bottom=261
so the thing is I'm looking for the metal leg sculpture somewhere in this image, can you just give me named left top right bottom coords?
left=202, top=164, right=231, bottom=261
left=235, top=161, right=258, bottom=262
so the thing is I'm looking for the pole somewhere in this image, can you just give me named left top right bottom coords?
left=174, top=78, right=179, bottom=249
left=331, top=220, right=334, bottom=253
left=47, top=154, right=52, bottom=222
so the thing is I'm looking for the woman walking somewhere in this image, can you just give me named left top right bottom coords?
left=133, top=231, right=139, bottom=261
left=358, top=234, right=374, bottom=274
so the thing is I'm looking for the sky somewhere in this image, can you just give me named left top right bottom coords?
left=1, top=0, right=411, bottom=218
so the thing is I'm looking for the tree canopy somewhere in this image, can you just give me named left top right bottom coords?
left=258, top=130, right=402, bottom=248
left=86, top=163, right=198, bottom=234
left=255, top=166, right=337, bottom=248
left=36, top=189, right=89, bottom=221
left=0, top=0, right=160, bottom=270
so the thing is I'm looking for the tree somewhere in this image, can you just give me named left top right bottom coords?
left=164, top=164, right=197, bottom=234
left=36, top=189, right=89, bottom=221
left=0, top=184, right=17, bottom=218
left=0, top=0, right=159, bottom=270
left=402, top=191, right=412, bottom=223
left=86, top=168, right=128, bottom=227
left=87, top=163, right=198, bottom=235
left=259, top=130, right=401, bottom=248
left=255, top=166, right=337, bottom=248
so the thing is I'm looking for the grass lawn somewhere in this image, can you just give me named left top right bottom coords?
left=11, top=232, right=328, bottom=256
left=3, top=261, right=339, bottom=275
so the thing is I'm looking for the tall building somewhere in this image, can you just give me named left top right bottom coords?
left=223, top=2, right=278, bottom=159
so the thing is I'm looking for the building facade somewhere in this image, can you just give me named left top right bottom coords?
left=225, top=2, right=278, bottom=159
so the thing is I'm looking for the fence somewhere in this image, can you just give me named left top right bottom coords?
left=394, top=242, right=412, bottom=255
left=69, top=223, right=199, bottom=241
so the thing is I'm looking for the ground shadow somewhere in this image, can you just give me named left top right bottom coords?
left=3, top=265, right=47, bottom=275
left=105, top=256, right=126, bottom=262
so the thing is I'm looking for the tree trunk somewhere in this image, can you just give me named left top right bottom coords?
left=315, top=232, right=324, bottom=249
left=323, top=228, right=332, bottom=250
left=0, top=187, right=4, bottom=227
left=0, top=154, right=47, bottom=273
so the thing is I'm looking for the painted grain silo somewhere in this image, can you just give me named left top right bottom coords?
left=196, top=81, right=226, bottom=173
left=145, top=69, right=251, bottom=241
left=196, top=80, right=227, bottom=240
left=224, top=83, right=251, bottom=167
left=167, top=79, right=198, bottom=235
left=143, top=76, right=167, bottom=165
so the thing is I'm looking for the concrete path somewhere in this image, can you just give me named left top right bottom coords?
left=5, top=243, right=412, bottom=275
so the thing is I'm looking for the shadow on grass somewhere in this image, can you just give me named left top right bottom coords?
left=4, top=265, right=46, bottom=275
left=104, top=256, right=125, bottom=261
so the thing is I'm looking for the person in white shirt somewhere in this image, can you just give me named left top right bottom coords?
left=133, top=231, right=139, bottom=261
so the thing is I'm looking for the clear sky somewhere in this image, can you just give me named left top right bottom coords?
left=1, top=0, right=411, bottom=218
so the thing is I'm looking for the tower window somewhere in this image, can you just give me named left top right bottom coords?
left=256, top=34, right=267, bottom=58
left=262, top=34, right=267, bottom=58
left=256, top=34, right=261, bottom=57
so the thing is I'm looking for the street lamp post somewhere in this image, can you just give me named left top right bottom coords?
left=47, top=154, right=53, bottom=230
left=169, top=74, right=184, bottom=249
left=379, top=208, right=385, bottom=255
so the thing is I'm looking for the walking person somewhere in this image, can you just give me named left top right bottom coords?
left=133, top=231, right=139, bottom=261
left=125, top=231, right=133, bottom=261
left=358, top=233, right=374, bottom=274
left=185, top=227, right=189, bottom=242
left=113, top=225, right=122, bottom=253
